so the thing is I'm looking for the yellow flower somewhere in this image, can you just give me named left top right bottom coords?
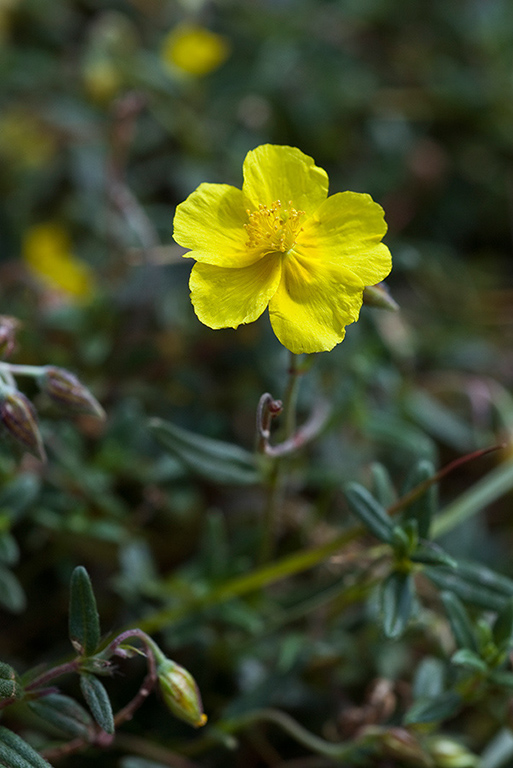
left=161, top=23, right=230, bottom=77
left=22, top=223, right=95, bottom=302
left=173, top=145, right=392, bottom=354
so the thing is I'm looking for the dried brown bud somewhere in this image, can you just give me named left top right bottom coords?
left=0, top=389, right=45, bottom=461
left=363, top=283, right=399, bottom=312
left=39, top=367, right=105, bottom=419
left=0, top=316, right=21, bottom=359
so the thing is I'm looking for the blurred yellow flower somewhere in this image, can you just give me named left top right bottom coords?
left=161, top=23, right=230, bottom=77
left=22, top=223, right=95, bottom=303
left=173, top=145, right=392, bottom=354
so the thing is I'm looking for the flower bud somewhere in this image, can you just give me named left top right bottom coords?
left=427, top=737, right=478, bottom=767
left=380, top=728, right=431, bottom=766
left=0, top=389, right=45, bottom=461
left=157, top=659, right=207, bottom=728
left=0, top=316, right=20, bottom=359
left=363, top=283, right=399, bottom=312
left=39, top=367, right=105, bottom=419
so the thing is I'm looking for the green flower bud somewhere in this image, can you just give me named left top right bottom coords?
left=0, top=389, right=45, bottom=461
left=363, top=283, right=399, bottom=312
left=427, top=737, right=478, bottom=767
left=157, top=659, right=207, bottom=728
left=39, top=367, right=105, bottom=419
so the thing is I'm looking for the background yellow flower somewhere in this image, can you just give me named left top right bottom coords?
left=173, top=145, right=392, bottom=354
left=161, top=23, right=230, bottom=78
left=22, top=223, right=95, bottom=303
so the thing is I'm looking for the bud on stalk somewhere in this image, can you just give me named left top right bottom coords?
left=0, top=389, right=45, bottom=461
left=39, top=367, right=105, bottom=419
left=157, top=658, right=207, bottom=728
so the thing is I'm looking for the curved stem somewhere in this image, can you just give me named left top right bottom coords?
left=259, top=354, right=303, bottom=564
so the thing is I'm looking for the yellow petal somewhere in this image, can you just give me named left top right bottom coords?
left=189, top=255, right=282, bottom=329
left=174, top=183, right=257, bottom=267
left=298, top=192, right=392, bottom=285
left=242, top=145, right=329, bottom=216
left=269, top=252, right=364, bottom=354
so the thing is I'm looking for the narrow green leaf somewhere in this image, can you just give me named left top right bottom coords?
left=426, top=568, right=506, bottom=612
left=440, top=591, right=479, bottom=652
left=380, top=570, right=415, bottom=639
left=454, top=561, right=513, bottom=598
left=79, top=674, right=114, bottom=734
left=69, top=566, right=100, bottom=656
left=451, top=649, right=487, bottom=673
left=0, top=726, right=53, bottom=768
left=401, top=459, right=437, bottom=538
left=493, top=598, right=513, bottom=650
left=410, top=543, right=457, bottom=568
left=0, top=533, right=19, bottom=566
left=29, top=693, right=94, bottom=739
left=149, top=418, right=260, bottom=486
left=412, top=656, right=445, bottom=700
left=370, top=462, right=396, bottom=507
left=488, top=670, right=513, bottom=688
left=345, top=483, right=393, bottom=543
left=404, top=691, right=462, bottom=725
left=0, top=567, right=26, bottom=613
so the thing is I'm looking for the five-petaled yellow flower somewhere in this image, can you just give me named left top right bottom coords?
left=173, top=144, right=392, bottom=354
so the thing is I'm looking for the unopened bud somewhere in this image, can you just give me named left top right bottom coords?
left=39, top=367, right=105, bottom=419
left=0, top=316, right=20, bottom=359
left=363, top=283, right=399, bottom=312
left=380, top=728, right=431, bottom=766
left=0, top=389, right=45, bottom=461
left=157, top=659, right=207, bottom=728
left=427, top=737, right=478, bottom=767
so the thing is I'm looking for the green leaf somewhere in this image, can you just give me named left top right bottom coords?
left=0, top=533, right=19, bottom=566
left=380, top=570, right=415, bottom=639
left=149, top=418, right=260, bottom=486
left=404, top=691, right=462, bottom=725
left=370, top=462, right=396, bottom=507
left=493, top=598, right=513, bottom=650
left=426, top=568, right=506, bottom=611
left=345, top=483, right=393, bottom=543
left=79, top=674, right=114, bottom=734
left=0, top=662, right=22, bottom=702
left=410, top=543, right=457, bottom=568
left=0, top=567, right=26, bottom=613
left=454, top=561, right=513, bottom=598
left=29, top=693, right=94, bottom=739
left=69, top=566, right=100, bottom=656
left=412, top=657, right=445, bottom=700
left=401, top=459, right=437, bottom=538
left=487, top=670, right=513, bottom=688
left=440, top=591, right=479, bottom=652
left=0, top=725, right=53, bottom=768
left=451, top=648, right=488, bottom=673
left=0, top=474, right=40, bottom=524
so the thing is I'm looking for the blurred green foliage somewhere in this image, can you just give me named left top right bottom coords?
left=2, top=0, right=513, bottom=766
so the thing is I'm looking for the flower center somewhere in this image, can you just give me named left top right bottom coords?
left=244, top=200, right=305, bottom=256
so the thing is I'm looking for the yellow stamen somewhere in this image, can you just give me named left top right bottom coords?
left=244, top=200, right=305, bottom=256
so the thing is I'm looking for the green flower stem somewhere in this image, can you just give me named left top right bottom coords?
left=432, top=458, right=513, bottom=539
left=186, top=708, right=365, bottom=762
left=0, top=363, right=46, bottom=378
left=259, top=352, right=303, bottom=564
left=137, top=527, right=361, bottom=634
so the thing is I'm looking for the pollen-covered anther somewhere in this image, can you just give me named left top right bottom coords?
left=244, top=200, right=305, bottom=254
